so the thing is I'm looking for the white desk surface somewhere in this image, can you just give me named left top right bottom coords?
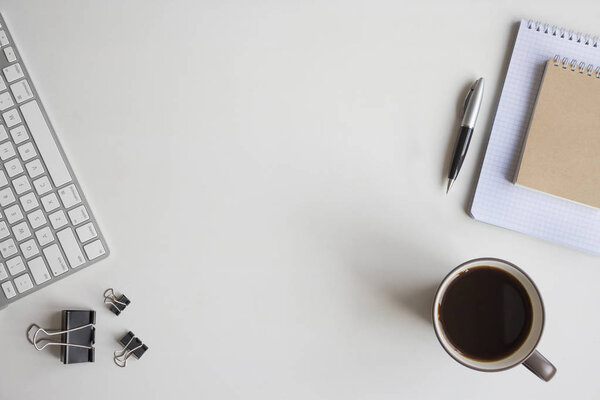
left=1, top=1, right=599, bottom=398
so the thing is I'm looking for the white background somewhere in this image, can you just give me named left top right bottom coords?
left=0, top=0, right=599, bottom=398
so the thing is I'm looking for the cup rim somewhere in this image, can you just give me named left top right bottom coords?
left=432, top=257, right=545, bottom=372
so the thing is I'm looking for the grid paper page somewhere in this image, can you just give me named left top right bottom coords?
left=471, top=20, right=600, bottom=254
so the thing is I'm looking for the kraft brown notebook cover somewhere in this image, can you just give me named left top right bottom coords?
left=515, top=58, right=600, bottom=208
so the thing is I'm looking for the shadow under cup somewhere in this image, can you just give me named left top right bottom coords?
left=432, top=258, right=548, bottom=375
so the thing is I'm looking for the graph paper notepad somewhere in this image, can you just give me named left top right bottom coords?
left=515, top=58, right=600, bottom=209
left=471, top=20, right=600, bottom=254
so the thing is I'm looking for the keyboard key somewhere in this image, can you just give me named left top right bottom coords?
left=12, top=221, right=30, bottom=241
left=0, top=140, right=15, bottom=160
left=20, top=192, right=38, bottom=212
left=57, top=228, right=85, bottom=268
left=5, top=157, right=23, bottom=177
left=20, top=239, right=39, bottom=259
left=2, top=108, right=21, bottom=127
left=3, top=63, right=23, bottom=82
left=0, top=187, right=15, bottom=206
left=21, top=101, right=72, bottom=187
left=14, top=274, right=33, bottom=293
left=5, top=204, right=23, bottom=224
left=0, top=238, right=16, bottom=258
left=28, top=257, right=50, bottom=285
left=0, top=125, right=7, bottom=141
left=68, top=205, right=89, bottom=226
left=33, top=176, right=51, bottom=195
left=2, top=280, right=15, bottom=299
left=44, top=244, right=68, bottom=276
left=3, top=46, right=15, bottom=63
left=25, top=159, right=43, bottom=178
left=41, top=192, right=59, bottom=212
left=49, top=210, right=67, bottom=229
left=18, top=142, right=36, bottom=161
left=58, top=184, right=81, bottom=209
left=0, top=222, right=9, bottom=239
left=13, top=175, right=30, bottom=194
left=84, top=240, right=106, bottom=260
left=0, top=263, right=7, bottom=281
left=0, top=77, right=5, bottom=92
left=10, top=80, right=33, bottom=103
left=0, top=92, right=13, bottom=111
left=27, top=209, right=46, bottom=229
left=76, top=222, right=97, bottom=243
left=35, top=226, right=53, bottom=246
left=10, top=124, right=27, bottom=143
left=0, top=31, right=8, bottom=47
left=6, top=256, right=24, bottom=275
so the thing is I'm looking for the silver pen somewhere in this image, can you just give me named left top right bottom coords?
left=446, top=78, right=484, bottom=193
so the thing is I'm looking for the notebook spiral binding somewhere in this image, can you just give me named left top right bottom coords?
left=552, top=55, right=600, bottom=78
left=527, top=20, right=599, bottom=47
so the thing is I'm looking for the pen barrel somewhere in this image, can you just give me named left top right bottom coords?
left=448, top=126, right=474, bottom=180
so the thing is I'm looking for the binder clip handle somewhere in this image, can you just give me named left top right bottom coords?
left=28, top=323, right=94, bottom=351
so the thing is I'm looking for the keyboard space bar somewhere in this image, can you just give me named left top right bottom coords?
left=21, top=101, right=72, bottom=187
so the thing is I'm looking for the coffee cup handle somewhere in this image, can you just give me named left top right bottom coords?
left=522, top=350, right=556, bottom=381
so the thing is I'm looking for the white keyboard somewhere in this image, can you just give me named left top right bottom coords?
left=0, top=14, right=109, bottom=308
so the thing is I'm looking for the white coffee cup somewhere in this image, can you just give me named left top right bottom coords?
left=432, top=258, right=556, bottom=381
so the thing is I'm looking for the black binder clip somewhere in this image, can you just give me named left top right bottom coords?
left=114, top=331, right=148, bottom=368
left=104, top=288, right=130, bottom=315
left=27, top=310, right=96, bottom=364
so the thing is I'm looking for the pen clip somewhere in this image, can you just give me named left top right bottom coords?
left=461, top=83, right=476, bottom=118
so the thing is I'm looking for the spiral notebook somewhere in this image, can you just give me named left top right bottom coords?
left=515, top=58, right=600, bottom=209
left=471, top=20, right=600, bottom=254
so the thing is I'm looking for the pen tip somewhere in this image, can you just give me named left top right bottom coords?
left=446, top=179, right=454, bottom=194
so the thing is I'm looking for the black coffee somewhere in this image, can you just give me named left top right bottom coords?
left=438, top=266, right=533, bottom=361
